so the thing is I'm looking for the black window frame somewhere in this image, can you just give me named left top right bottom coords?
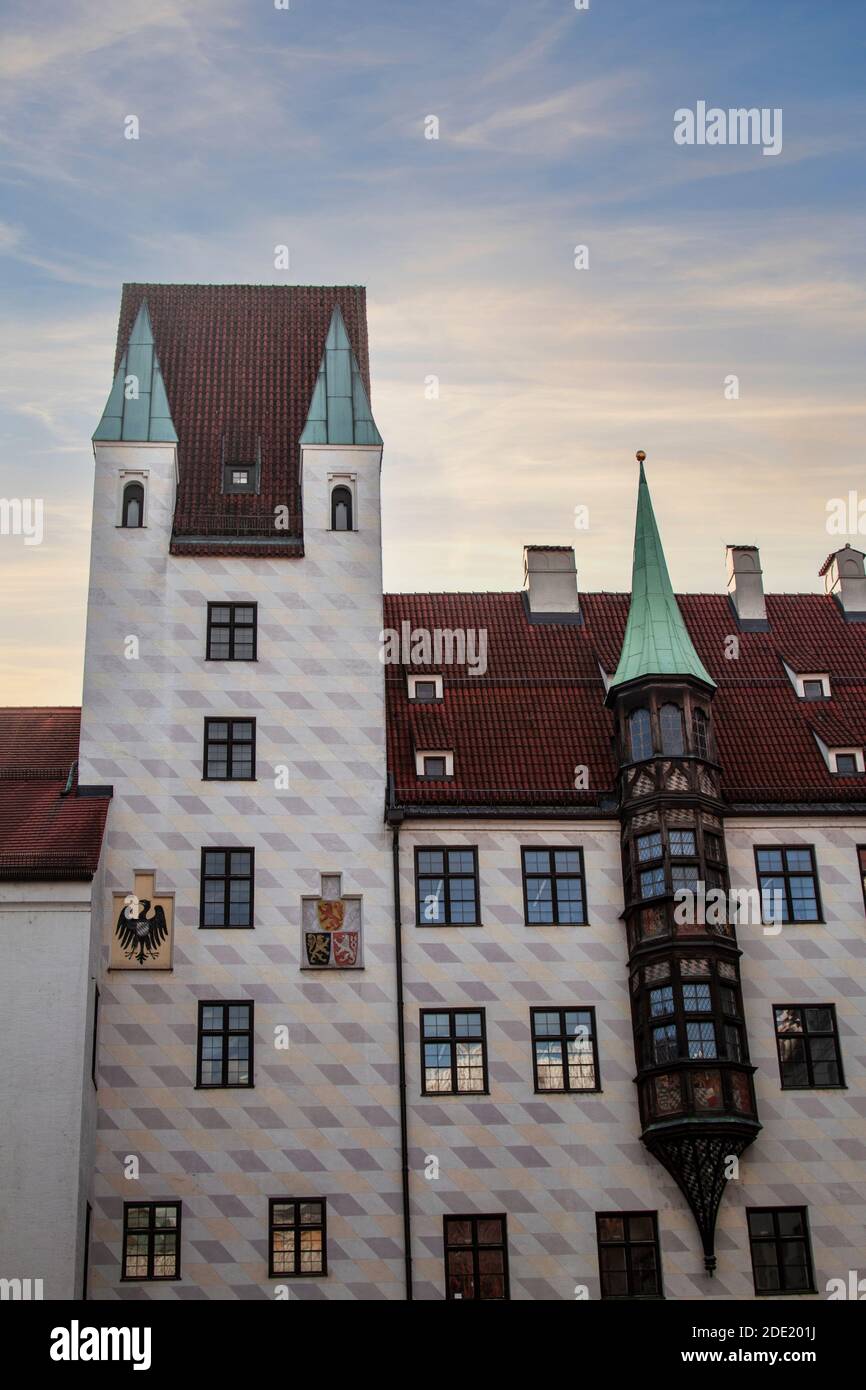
left=443, top=1214, right=510, bottom=1300
left=195, top=1000, right=254, bottom=1089
left=754, top=845, right=822, bottom=923
left=859, top=845, right=866, bottom=918
left=330, top=484, right=353, bottom=531
left=268, top=1198, right=327, bottom=1278
left=203, top=717, right=256, bottom=781
left=746, top=1206, right=816, bottom=1296
left=206, top=602, right=258, bottom=661
left=596, top=1211, right=663, bottom=1299
left=414, top=846, right=480, bottom=926
left=90, top=983, right=99, bottom=1089
left=773, top=1003, right=845, bottom=1090
left=420, top=1007, right=488, bottom=1096
left=521, top=846, right=587, bottom=925
left=530, top=1006, right=601, bottom=1093
left=199, top=847, right=255, bottom=929
left=629, top=707, right=653, bottom=762
left=121, top=1201, right=182, bottom=1282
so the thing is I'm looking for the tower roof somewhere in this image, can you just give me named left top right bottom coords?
left=609, top=457, right=715, bottom=692
left=299, top=304, right=382, bottom=447
left=93, top=301, right=177, bottom=443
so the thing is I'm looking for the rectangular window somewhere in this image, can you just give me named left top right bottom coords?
left=669, top=829, right=696, bottom=856
left=206, top=602, right=257, bottom=661
left=90, top=984, right=99, bottom=1088
left=268, top=1199, right=326, bottom=1277
left=203, top=718, right=256, bottom=780
left=597, top=1212, right=662, bottom=1299
left=200, top=848, right=254, bottom=928
left=422, top=755, right=447, bottom=777
left=223, top=463, right=257, bottom=494
left=444, top=1215, right=509, bottom=1300
left=531, top=1007, right=599, bottom=1092
left=122, top=1202, right=181, bottom=1281
left=860, top=847, right=866, bottom=917
left=636, top=831, right=662, bottom=862
left=773, top=1004, right=844, bottom=1088
left=755, top=846, right=821, bottom=923
left=747, top=1208, right=815, bottom=1294
left=421, top=1009, right=487, bottom=1094
left=196, top=1001, right=254, bottom=1088
left=802, top=679, right=825, bottom=700
left=522, top=847, right=586, bottom=924
left=415, top=847, right=479, bottom=925
left=640, top=866, right=666, bottom=899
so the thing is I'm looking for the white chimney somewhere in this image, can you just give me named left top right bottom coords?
left=523, top=546, right=580, bottom=615
left=822, top=545, right=866, bottom=619
left=726, top=545, right=767, bottom=624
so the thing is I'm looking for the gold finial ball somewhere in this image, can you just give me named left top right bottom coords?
left=636, top=450, right=646, bottom=463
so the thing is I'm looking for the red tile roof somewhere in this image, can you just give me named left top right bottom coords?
left=0, top=709, right=109, bottom=878
left=114, top=284, right=371, bottom=557
left=384, top=592, right=866, bottom=812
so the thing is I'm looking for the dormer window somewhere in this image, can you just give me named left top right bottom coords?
left=121, top=480, right=144, bottom=528
left=221, top=428, right=261, bottom=494
left=802, top=679, right=826, bottom=700
left=408, top=674, right=444, bottom=702
left=224, top=464, right=256, bottom=494
left=415, top=749, right=454, bottom=779
left=831, top=749, right=864, bottom=776
left=784, top=663, right=831, bottom=700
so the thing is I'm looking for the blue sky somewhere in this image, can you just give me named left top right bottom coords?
left=1, top=0, right=865, bottom=701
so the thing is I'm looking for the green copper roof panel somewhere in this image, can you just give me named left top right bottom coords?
left=93, top=301, right=178, bottom=444
left=610, top=460, right=715, bottom=691
left=299, top=304, right=382, bottom=447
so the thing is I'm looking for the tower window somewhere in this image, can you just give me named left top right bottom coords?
left=331, top=484, right=353, bottom=531
left=660, top=703, right=684, bottom=755
left=121, top=480, right=144, bottom=528
left=629, top=708, right=652, bottom=762
left=692, top=708, right=710, bottom=758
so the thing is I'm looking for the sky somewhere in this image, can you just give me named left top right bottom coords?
left=1, top=0, right=865, bottom=703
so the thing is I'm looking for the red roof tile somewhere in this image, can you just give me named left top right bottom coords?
left=384, top=592, right=866, bottom=811
left=114, top=284, right=371, bottom=558
left=0, top=709, right=109, bottom=878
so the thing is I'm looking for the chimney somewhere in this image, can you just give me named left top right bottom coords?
left=726, top=545, right=767, bottom=627
left=523, top=546, right=580, bottom=619
left=821, top=545, right=866, bottom=621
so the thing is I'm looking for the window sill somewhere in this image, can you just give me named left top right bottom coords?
left=421, top=1091, right=490, bottom=1099
left=198, top=925, right=255, bottom=931
left=415, top=921, right=484, bottom=929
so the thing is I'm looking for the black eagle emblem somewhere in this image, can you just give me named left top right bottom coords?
left=116, top=895, right=169, bottom=965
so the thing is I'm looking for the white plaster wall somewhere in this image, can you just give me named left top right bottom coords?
left=0, top=879, right=97, bottom=1300
left=79, top=440, right=401, bottom=1299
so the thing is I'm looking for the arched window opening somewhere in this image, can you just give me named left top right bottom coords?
left=660, top=703, right=684, bottom=755
left=692, top=708, right=710, bottom=760
left=629, top=708, right=653, bottom=762
left=121, top=481, right=144, bottom=528
left=331, top=485, right=353, bottom=532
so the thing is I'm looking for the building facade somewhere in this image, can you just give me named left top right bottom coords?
left=1, top=283, right=865, bottom=1300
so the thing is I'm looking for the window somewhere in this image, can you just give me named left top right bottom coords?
left=802, top=679, right=825, bottom=700
left=671, top=863, right=699, bottom=892
left=636, top=831, right=662, bottom=862
left=203, top=718, right=256, bottom=780
left=331, top=485, right=353, bottom=531
left=407, top=673, right=443, bottom=702
left=196, top=1001, right=254, bottom=1087
left=415, top=847, right=479, bottom=925
left=121, top=480, right=144, bottom=528
left=522, top=847, right=586, bottom=924
left=792, top=671, right=830, bottom=699
left=122, top=1202, right=181, bottom=1281
left=206, top=603, right=257, bottom=661
left=200, top=848, right=254, bottom=928
left=747, top=1208, right=815, bottom=1294
left=755, top=846, right=820, bottom=923
left=859, top=847, right=866, bottom=917
left=90, top=985, right=99, bottom=1089
left=597, top=1212, right=662, bottom=1299
left=773, top=1005, right=844, bottom=1088
left=640, top=866, right=666, bottom=899
left=414, top=748, right=454, bottom=778
left=629, top=708, right=652, bottom=762
left=444, top=1216, right=509, bottom=1300
left=223, top=463, right=256, bottom=493
left=669, top=829, right=696, bottom=857
left=421, top=1009, right=487, bottom=1094
left=268, top=1199, right=326, bottom=1277
left=659, top=703, right=684, bottom=755
left=423, top=755, right=446, bottom=777
left=692, top=708, right=710, bottom=758
left=531, top=1007, right=599, bottom=1092
left=831, top=750, right=862, bottom=775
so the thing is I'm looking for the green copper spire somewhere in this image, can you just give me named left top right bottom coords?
left=610, top=453, right=715, bottom=692
left=300, top=304, right=382, bottom=447
left=93, top=300, right=177, bottom=444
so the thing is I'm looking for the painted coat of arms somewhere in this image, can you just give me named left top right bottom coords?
left=110, top=871, right=174, bottom=970
left=301, top=874, right=363, bottom=970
